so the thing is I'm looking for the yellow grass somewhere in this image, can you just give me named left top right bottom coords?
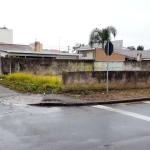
left=0, top=73, right=62, bottom=93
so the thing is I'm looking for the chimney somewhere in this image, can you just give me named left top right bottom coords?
left=34, top=41, right=43, bottom=52
left=137, top=53, right=142, bottom=61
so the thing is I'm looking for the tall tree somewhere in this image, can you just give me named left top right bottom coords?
left=137, top=45, right=144, bottom=50
left=89, top=26, right=117, bottom=49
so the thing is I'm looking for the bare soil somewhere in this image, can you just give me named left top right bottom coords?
left=68, top=88, right=150, bottom=101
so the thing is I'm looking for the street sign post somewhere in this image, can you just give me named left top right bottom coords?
left=105, top=41, right=114, bottom=96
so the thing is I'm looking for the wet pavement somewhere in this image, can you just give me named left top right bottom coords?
left=0, top=85, right=43, bottom=106
left=0, top=85, right=86, bottom=106
left=1, top=102, right=150, bottom=149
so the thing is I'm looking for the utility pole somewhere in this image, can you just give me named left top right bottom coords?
left=106, top=42, right=109, bottom=96
left=58, top=37, right=62, bottom=52
left=67, top=46, right=70, bottom=53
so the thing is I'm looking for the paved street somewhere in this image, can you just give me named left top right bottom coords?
left=1, top=102, right=150, bottom=150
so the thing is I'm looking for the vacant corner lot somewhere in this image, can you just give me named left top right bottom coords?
left=1, top=73, right=150, bottom=102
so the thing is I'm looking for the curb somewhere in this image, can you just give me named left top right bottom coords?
left=29, top=97, right=150, bottom=107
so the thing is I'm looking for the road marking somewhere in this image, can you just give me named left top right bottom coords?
left=143, top=101, right=150, bottom=104
left=93, top=105, right=150, bottom=122
left=13, top=104, right=28, bottom=107
left=1, top=102, right=28, bottom=107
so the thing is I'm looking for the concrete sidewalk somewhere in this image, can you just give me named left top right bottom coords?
left=0, top=85, right=43, bottom=106
left=39, top=95, right=150, bottom=106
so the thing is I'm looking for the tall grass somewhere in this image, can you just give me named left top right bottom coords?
left=0, top=73, right=62, bottom=93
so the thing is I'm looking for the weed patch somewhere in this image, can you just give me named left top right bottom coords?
left=0, top=73, right=62, bottom=93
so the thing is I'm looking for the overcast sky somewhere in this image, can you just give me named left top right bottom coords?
left=1, top=0, right=150, bottom=50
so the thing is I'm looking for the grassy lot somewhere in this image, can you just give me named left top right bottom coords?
left=0, top=73, right=62, bottom=93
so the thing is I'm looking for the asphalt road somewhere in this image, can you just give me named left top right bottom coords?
left=1, top=102, right=150, bottom=150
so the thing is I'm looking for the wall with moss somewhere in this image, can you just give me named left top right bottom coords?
left=1, top=58, right=94, bottom=75
left=62, top=71, right=150, bottom=91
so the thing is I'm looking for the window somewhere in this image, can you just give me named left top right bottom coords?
left=82, top=52, right=87, bottom=57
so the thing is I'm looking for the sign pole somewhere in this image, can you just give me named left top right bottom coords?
left=105, top=41, right=113, bottom=96
left=106, top=42, right=109, bottom=96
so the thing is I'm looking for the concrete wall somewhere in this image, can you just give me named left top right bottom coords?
left=62, top=71, right=150, bottom=91
left=1, top=58, right=94, bottom=75
left=94, top=61, right=150, bottom=71
left=0, top=29, right=13, bottom=44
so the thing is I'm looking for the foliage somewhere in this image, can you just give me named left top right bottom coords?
left=89, top=26, right=117, bottom=49
left=137, top=45, right=144, bottom=50
left=72, top=43, right=85, bottom=53
left=127, top=46, right=135, bottom=50
left=0, top=73, right=62, bottom=93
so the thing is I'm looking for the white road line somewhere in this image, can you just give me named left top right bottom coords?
left=143, top=101, right=150, bottom=104
left=1, top=102, right=28, bottom=107
left=93, top=105, right=150, bottom=122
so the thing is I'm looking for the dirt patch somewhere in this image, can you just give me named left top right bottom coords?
left=66, top=89, right=150, bottom=101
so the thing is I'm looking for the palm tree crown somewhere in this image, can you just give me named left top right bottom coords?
left=89, top=26, right=117, bottom=49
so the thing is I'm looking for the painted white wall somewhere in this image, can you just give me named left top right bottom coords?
left=94, top=61, right=142, bottom=71
left=0, top=29, right=13, bottom=44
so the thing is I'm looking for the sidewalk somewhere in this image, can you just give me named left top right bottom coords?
left=0, top=85, right=150, bottom=107
left=0, top=85, right=43, bottom=106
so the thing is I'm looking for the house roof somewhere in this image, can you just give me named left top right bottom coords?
left=0, top=44, right=33, bottom=51
left=77, top=40, right=123, bottom=51
left=0, top=49, right=81, bottom=59
left=49, top=49, right=61, bottom=53
left=114, top=49, right=150, bottom=60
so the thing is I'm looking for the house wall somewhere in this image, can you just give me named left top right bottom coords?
left=62, top=71, right=150, bottom=91
left=94, top=61, right=150, bottom=71
left=79, top=50, right=95, bottom=59
left=95, top=49, right=125, bottom=61
left=0, top=29, right=13, bottom=44
left=1, top=58, right=94, bottom=75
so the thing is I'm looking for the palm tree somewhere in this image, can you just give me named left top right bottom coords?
left=89, top=26, right=117, bottom=49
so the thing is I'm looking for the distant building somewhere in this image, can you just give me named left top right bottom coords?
left=77, top=40, right=150, bottom=61
left=0, top=27, right=13, bottom=44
